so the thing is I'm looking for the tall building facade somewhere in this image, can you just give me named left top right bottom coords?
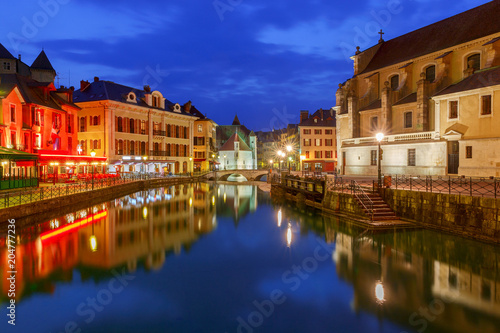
left=74, top=78, right=197, bottom=175
left=299, top=108, right=337, bottom=173
left=336, top=2, right=500, bottom=177
left=186, top=102, right=218, bottom=172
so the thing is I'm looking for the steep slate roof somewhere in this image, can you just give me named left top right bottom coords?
left=0, top=43, right=16, bottom=60
left=219, top=132, right=252, bottom=151
left=360, top=1, right=500, bottom=74
left=31, top=50, right=55, bottom=71
left=73, top=80, right=194, bottom=116
left=300, top=109, right=336, bottom=127
left=0, top=74, right=74, bottom=112
left=434, top=66, right=500, bottom=96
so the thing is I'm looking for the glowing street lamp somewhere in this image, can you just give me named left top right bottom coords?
left=376, top=133, right=384, bottom=189
left=90, top=149, right=96, bottom=190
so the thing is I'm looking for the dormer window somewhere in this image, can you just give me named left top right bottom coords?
left=390, top=75, right=399, bottom=91
left=425, top=65, right=436, bottom=82
left=127, top=92, right=136, bottom=103
left=467, top=53, right=480, bottom=72
left=174, top=104, right=181, bottom=113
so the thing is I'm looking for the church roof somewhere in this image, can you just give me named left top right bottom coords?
left=359, top=1, right=500, bottom=75
left=434, top=66, right=500, bottom=96
left=0, top=43, right=16, bottom=60
left=219, top=132, right=252, bottom=151
left=31, top=50, right=55, bottom=71
left=232, top=114, right=241, bottom=126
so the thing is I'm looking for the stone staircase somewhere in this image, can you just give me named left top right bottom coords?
left=356, top=192, right=399, bottom=221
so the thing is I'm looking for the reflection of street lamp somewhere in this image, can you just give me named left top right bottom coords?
left=89, top=235, right=97, bottom=252
left=287, top=222, right=292, bottom=247
left=277, top=209, right=282, bottom=227
left=375, top=282, right=385, bottom=303
left=90, top=149, right=96, bottom=190
left=376, top=133, right=384, bottom=189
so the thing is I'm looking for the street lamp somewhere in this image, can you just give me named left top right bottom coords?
left=189, top=157, right=193, bottom=176
left=376, top=133, right=384, bottom=189
left=269, top=159, right=273, bottom=172
left=223, top=155, right=226, bottom=170
left=90, top=149, right=96, bottom=190
left=286, top=145, right=292, bottom=173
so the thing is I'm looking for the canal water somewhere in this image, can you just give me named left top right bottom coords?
left=0, top=183, right=499, bottom=333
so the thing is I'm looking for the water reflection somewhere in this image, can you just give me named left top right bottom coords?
left=321, top=214, right=500, bottom=333
left=0, top=183, right=216, bottom=303
left=215, top=184, right=257, bottom=224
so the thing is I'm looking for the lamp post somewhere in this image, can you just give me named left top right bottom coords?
left=211, top=154, right=215, bottom=171
left=189, top=157, right=193, bottom=176
left=269, top=159, right=273, bottom=173
left=90, top=149, right=96, bottom=190
left=286, top=145, right=292, bottom=173
left=376, top=133, right=384, bottom=189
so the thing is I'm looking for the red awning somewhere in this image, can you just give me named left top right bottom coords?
left=38, top=154, right=108, bottom=164
left=194, top=159, right=206, bottom=162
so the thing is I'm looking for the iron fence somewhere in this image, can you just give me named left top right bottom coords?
left=0, top=173, right=194, bottom=209
left=326, top=175, right=500, bottom=198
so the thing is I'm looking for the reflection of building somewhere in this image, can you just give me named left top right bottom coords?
left=0, top=184, right=216, bottom=303
left=327, top=220, right=500, bottom=333
left=216, top=184, right=257, bottom=224
left=74, top=79, right=197, bottom=174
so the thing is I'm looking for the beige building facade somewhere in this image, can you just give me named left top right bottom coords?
left=74, top=78, right=197, bottom=175
left=336, top=2, right=500, bottom=177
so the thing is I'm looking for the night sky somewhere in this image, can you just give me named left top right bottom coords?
left=0, top=0, right=490, bottom=131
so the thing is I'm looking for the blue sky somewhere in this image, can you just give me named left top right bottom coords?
left=0, top=0, right=491, bottom=131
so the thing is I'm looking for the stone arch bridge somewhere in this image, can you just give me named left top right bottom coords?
left=198, top=170, right=269, bottom=181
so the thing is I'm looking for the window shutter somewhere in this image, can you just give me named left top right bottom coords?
left=98, top=139, right=101, bottom=149
left=115, top=139, right=118, bottom=155
left=84, top=117, right=87, bottom=132
left=115, top=117, right=118, bottom=132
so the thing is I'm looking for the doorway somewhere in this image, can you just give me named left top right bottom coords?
left=447, top=141, right=459, bottom=174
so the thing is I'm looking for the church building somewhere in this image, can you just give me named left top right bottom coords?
left=335, top=1, right=500, bottom=177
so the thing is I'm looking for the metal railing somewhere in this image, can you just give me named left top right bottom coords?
left=390, top=175, right=500, bottom=198
left=351, top=180, right=374, bottom=221
left=0, top=173, right=196, bottom=209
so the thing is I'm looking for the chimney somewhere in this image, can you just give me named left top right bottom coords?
left=144, top=85, right=151, bottom=93
left=320, top=108, right=324, bottom=121
left=300, top=110, right=309, bottom=123
left=184, top=100, right=192, bottom=113
left=94, top=76, right=99, bottom=82
left=18, top=54, right=21, bottom=61
left=80, top=80, right=91, bottom=91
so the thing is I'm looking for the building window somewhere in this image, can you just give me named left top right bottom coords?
left=449, top=101, right=458, bottom=119
left=80, top=117, right=86, bottom=132
left=371, top=150, right=377, bottom=166
left=325, top=151, right=332, bottom=158
left=466, top=146, right=472, bottom=159
left=425, top=65, right=436, bottom=82
left=140, top=120, right=146, bottom=135
left=325, top=139, right=333, bottom=146
left=370, top=116, right=378, bottom=132
left=10, top=132, right=16, bottom=147
left=314, top=129, right=322, bottom=135
left=10, top=104, right=16, bottom=123
left=404, top=111, right=413, bottom=128
left=408, top=149, right=416, bottom=166
left=467, top=53, right=481, bottom=72
left=481, top=95, right=492, bottom=115
left=198, top=124, right=202, bottom=132
left=390, top=75, right=399, bottom=91
left=303, top=129, right=311, bottom=135
left=314, top=151, right=321, bottom=158
left=303, top=139, right=311, bottom=147
left=117, top=117, right=123, bottom=132
left=35, top=134, right=41, bottom=148
left=305, top=151, right=309, bottom=159
left=35, top=108, right=43, bottom=126
left=325, top=129, right=333, bottom=135
left=68, top=137, right=72, bottom=152
left=315, top=139, right=321, bottom=146
left=3, top=62, right=10, bottom=70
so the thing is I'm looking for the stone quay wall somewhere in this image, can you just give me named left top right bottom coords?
left=381, top=188, right=500, bottom=243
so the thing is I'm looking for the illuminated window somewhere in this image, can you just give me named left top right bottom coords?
left=408, top=149, right=416, bottom=166
left=10, top=104, right=15, bottom=123
left=198, top=124, right=203, bottom=132
left=467, top=53, right=480, bottom=72
left=371, top=150, right=377, bottom=165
